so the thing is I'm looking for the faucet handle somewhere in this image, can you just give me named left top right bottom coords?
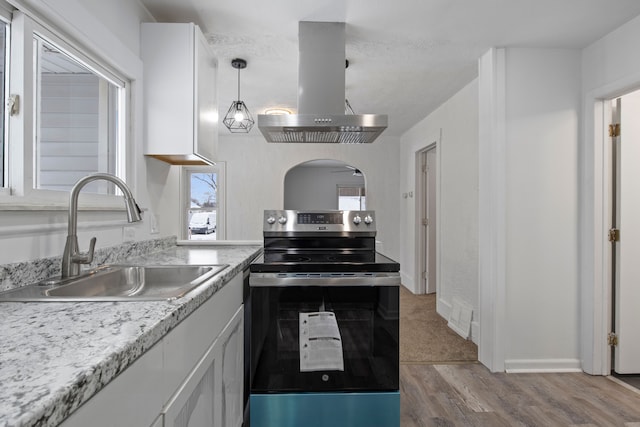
left=72, top=237, right=97, bottom=265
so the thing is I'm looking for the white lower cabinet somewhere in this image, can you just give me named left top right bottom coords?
left=60, top=272, right=243, bottom=427
left=220, top=308, right=244, bottom=427
left=163, top=306, right=243, bottom=427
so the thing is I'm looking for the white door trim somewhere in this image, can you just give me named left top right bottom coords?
left=581, top=74, right=640, bottom=375
left=414, top=141, right=439, bottom=295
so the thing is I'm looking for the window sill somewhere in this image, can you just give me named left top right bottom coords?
left=0, top=192, right=144, bottom=212
left=0, top=203, right=132, bottom=212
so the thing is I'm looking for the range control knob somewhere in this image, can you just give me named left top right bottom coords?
left=267, top=216, right=276, bottom=225
left=364, top=215, right=373, bottom=225
left=352, top=215, right=362, bottom=225
left=278, top=216, right=288, bottom=225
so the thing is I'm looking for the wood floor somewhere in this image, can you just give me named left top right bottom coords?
left=400, top=363, right=640, bottom=426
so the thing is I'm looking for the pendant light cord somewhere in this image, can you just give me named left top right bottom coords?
left=237, top=67, right=241, bottom=102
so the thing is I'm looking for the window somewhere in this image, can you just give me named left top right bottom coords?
left=1, top=8, right=130, bottom=201
left=0, top=17, right=8, bottom=190
left=338, top=186, right=366, bottom=210
left=182, top=164, right=225, bottom=240
left=34, top=35, right=125, bottom=194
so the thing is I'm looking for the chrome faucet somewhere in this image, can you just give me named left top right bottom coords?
left=61, top=173, right=142, bottom=279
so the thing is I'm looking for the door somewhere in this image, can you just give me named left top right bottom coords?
left=419, top=147, right=437, bottom=294
left=613, top=89, right=640, bottom=374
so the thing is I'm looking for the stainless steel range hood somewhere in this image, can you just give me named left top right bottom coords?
left=258, top=22, right=387, bottom=144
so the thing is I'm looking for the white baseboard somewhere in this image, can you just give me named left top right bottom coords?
left=400, top=271, right=415, bottom=292
left=504, top=358, right=582, bottom=373
left=471, top=321, right=479, bottom=345
left=437, top=297, right=479, bottom=344
left=400, top=283, right=480, bottom=345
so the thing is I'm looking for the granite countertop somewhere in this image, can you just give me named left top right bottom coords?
left=0, top=244, right=262, bottom=427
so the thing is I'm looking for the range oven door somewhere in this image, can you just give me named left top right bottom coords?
left=249, top=281, right=399, bottom=394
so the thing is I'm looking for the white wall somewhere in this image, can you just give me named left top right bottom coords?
left=580, top=14, right=640, bottom=375
left=217, top=134, right=401, bottom=259
left=284, top=165, right=365, bottom=210
left=479, top=48, right=582, bottom=372
left=399, top=80, right=479, bottom=339
left=504, top=48, right=581, bottom=371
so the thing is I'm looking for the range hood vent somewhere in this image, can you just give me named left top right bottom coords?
left=258, top=22, right=388, bottom=144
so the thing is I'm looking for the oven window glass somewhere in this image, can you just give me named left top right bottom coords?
left=250, top=285, right=399, bottom=393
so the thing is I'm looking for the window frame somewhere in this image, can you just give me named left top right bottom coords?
left=0, top=5, right=11, bottom=196
left=180, top=163, right=226, bottom=240
left=2, top=8, right=132, bottom=207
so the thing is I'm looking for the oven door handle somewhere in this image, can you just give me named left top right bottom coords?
left=249, top=272, right=400, bottom=287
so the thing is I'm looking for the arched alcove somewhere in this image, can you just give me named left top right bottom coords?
left=283, top=159, right=366, bottom=210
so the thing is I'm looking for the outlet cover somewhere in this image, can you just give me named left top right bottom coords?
left=149, top=214, right=159, bottom=234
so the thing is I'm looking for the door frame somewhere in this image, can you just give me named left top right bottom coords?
left=414, top=140, right=440, bottom=295
left=582, top=81, right=640, bottom=375
left=609, top=90, right=640, bottom=374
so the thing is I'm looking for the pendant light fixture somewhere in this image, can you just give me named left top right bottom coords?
left=223, top=58, right=254, bottom=133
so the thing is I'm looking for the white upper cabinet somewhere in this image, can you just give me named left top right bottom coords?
left=142, top=23, right=218, bottom=165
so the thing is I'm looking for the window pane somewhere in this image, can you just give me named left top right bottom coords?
left=188, top=172, right=218, bottom=241
left=0, top=21, right=7, bottom=188
left=338, top=186, right=366, bottom=210
left=34, top=37, right=121, bottom=194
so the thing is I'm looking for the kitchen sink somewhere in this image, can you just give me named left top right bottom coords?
left=0, top=264, right=228, bottom=302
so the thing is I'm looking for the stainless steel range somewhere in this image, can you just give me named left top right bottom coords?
left=247, top=210, right=400, bottom=427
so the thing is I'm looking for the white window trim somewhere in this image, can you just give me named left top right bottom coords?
left=1, top=1, right=140, bottom=210
left=0, top=9, right=10, bottom=196
left=180, top=163, right=226, bottom=240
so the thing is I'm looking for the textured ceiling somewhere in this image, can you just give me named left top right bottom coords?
left=139, top=0, right=640, bottom=137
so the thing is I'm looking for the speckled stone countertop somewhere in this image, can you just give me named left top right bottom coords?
left=0, top=243, right=262, bottom=427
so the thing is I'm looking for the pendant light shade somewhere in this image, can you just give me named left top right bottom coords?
left=223, top=58, right=254, bottom=133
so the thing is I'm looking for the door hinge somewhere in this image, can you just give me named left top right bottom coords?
left=422, top=218, right=428, bottom=226
left=421, top=271, right=427, bottom=280
left=609, top=123, right=620, bottom=137
left=609, top=228, right=620, bottom=242
left=608, top=332, right=618, bottom=346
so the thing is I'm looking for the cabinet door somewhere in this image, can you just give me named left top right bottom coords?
left=141, top=22, right=217, bottom=165
left=163, top=333, right=219, bottom=427
left=163, top=305, right=244, bottom=427
left=219, top=307, right=244, bottom=427
left=194, top=27, right=218, bottom=163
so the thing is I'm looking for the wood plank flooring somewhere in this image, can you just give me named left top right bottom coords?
left=401, top=363, right=640, bottom=426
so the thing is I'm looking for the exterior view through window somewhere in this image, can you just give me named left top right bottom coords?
left=34, top=36, right=123, bottom=194
left=188, top=171, right=218, bottom=240
left=338, top=185, right=366, bottom=210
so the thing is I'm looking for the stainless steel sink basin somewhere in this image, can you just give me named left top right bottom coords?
left=0, top=264, right=228, bottom=302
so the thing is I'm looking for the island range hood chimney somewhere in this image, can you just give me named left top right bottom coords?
left=257, top=22, right=388, bottom=143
